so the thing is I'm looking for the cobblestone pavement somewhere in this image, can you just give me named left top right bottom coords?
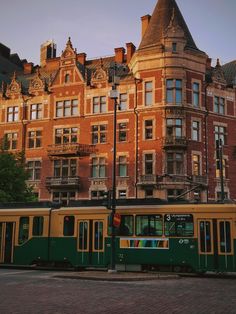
left=0, top=269, right=236, bottom=314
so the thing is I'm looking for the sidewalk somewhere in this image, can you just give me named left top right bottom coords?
left=54, top=270, right=180, bottom=281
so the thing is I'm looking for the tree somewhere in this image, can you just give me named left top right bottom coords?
left=0, top=151, right=36, bottom=202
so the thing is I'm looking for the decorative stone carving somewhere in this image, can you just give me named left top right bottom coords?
left=60, top=37, right=76, bottom=67
left=91, top=58, right=108, bottom=88
left=212, top=59, right=227, bottom=85
left=29, top=68, right=45, bottom=94
left=6, top=72, right=22, bottom=98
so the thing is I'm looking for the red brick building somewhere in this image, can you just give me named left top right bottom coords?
left=0, top=0, right=236, bottom=203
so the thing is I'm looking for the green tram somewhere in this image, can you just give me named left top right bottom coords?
left=0, top=201, right=236, bottom=273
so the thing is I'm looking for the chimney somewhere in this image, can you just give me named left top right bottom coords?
left=23, top=62, right=34, bottom=74
left=206, top=57, right=212, bottom=70
left=40, top=40, right=56, bottom=67
left=126, top=43, right=136, bottom=64
left=77, top=53, right=87, bottom=65
left=114, top=47, right=125, bottom=63
left=141, top=15, right=151, bottom=38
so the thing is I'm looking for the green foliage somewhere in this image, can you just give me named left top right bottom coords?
left=0, top=151, right=37, bottom=202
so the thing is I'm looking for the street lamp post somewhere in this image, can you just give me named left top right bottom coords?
left=108, top=63, right=120, bottom=272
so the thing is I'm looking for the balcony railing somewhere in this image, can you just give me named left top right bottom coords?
left=45, top=176, right=80, bottom=188
left=47, top=143, right=96, bottom=157
left=158, top=174, right=208, bottom=186
left=163, top=136, right=187, bottom=149
left=191, top=175, right=208, bottom=186
left=138, top=174, right=158, bottom=186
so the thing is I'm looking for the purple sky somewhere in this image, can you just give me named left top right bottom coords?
left=1, top=0, right=235, bottom=65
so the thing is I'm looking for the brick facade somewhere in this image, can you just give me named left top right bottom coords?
left=0, top=0, right=236, bottom=203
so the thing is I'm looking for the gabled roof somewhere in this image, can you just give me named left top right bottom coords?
left=139, top=0, right=199, bottom=51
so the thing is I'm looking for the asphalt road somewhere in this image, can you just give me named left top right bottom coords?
left=0, top=269, right=236, bottom=314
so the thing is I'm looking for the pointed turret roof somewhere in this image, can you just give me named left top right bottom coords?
left=139, top=0, right=199, bottom=51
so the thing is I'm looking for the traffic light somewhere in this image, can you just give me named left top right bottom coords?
left=101, top=190, right=112, bottom=209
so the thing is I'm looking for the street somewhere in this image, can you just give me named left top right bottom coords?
left=0, top=269, right=236, bottom=313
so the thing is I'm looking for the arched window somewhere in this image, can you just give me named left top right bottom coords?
left=65, top=74, right=70, bottom=83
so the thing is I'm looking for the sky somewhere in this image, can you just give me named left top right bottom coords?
left=0, top=0, right=236, bottom=66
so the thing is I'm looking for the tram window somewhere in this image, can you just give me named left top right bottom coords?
left=18, top=217, right=29, bottom=244
left=94, top=222, right=103, bottom=250
left=79, top=221, right=88, bottom=250
left=33, top=216, right=44, bottom=236
left=117, top=216, right=133, bottom=236
left=136, top=215, right=163, bottom=236
left=219, top=221, right=231, bottom=253
left=164, top=214, right=194, bottom=237
left=199, top=221, right=211, bottom=252
left=63, top=216, right=75, bottom=236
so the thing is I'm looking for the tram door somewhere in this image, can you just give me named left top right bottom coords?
left=198, top=219, right=234, bottom=272
left=77, top=219, right=104, bottom=267
left=0, top=222, right=15, bottom=264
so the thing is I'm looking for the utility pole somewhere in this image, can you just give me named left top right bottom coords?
left=216, top=139, right=225, bottom=202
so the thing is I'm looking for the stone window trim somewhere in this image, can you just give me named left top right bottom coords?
left=118, top=92, right=128, bottom=111
left=118, top=189, right=128, bottom=199
left=214, top=124, right=227, bottom=146
left=215, top=155, right=228, bottom=179
left=54, top=98, right=79, bottom=118
left=91, top=123, right=108, bottom=144
left=90, top=156, right=107, bottom=179
left=214, top=95, right=226, bottom=115
left=92, top=96, right=107, bottom=114
left=143, top=117, right=155, bottom=141
left=27, top=129, right=42, bottom=149
left=142, top=151, right=156, bottom=175
left=165, top=78, right=183, bottom=105
left=54, top=127, right=79, bottom=145
left=26, top=160, right=42, bottom=181
left=143, top=78, right=155, bottom=107
left=191, top=117, right=202, bottom=142
left=117, top=155, right=128, bottom=178
left=6, top=106, right=19, bottom=122
left=29, top=103, right=43, bottom=120
left=191, top=79, right=202, bottom=108
left=191, top=151, right=202, bottom=176
left=3, top=132, right=18, bottom=150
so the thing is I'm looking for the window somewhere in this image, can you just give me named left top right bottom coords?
left=119, top=93, right=127, bottom=111
left=167, top=189, right=184, bottom=201
left=63, top=216, right=75, bottom=236
left=53, top=159, right=77, bottom=177
left=116, top=216, right=133, bottom=236
left=30, top=104, right=42, bottom=120
left=167, top=152, right=183, bottom=174
left=4, top=132, right=17, bottom=150
left=164, top=214, right=194, bottom=237
left=166, top=119, right=182, bottom=138
left=91, top=125, right=107, bottom=144
left=214, top=96, right=225, bottom=115
left=7, top=106, right=19, bottom=122
left=172, top=42, right=177, bottom=52
left=56, top=99, right=78, bottom=117
left=216, top=158, right=227, bottom=178
left=144, top=120, right=153, bottom=140
left=118, top=122, right=128, bottom=142
left=55, top=128, right=78, bottom=145
left=33, top=217, right=44, bottom=236
left=136, top=215, right=163, bottom=236
left=27, top=160, right=41, bottom=180
left=118, top=156, right=127, bottom=177
left=53, top=191, right=75, bottom=205
left=192, top=121, right=200, bottom=141
left=18, top=217, right=29, bottom=244
left=65, top=74, right=70, bottom=83
left=93, top=96, right=106, bottom=113
left=214, top=125, right=226, bottom=145
left=118, top=190, right=127, bottom=199
left=91, top=190, right=106, bottom=199
left=166, top=79, right=182, bottom=104
left=144, top=153, right=154, bottom=175
left=145, top=188, right=153, bottom=198
left=199, top=221, right=211, bottom=252
left=219, top=221, right=231, bottom=253
left=193, top=154, right=200, bottom=176
left=28, top=130, right=42, bottom=148
left=193, top=83, right=200, bottom=107
left=91, top=157, right=106, bottom=178
left=217, top=192, right=228, bottom=201
left=145, top=81, right=153, bottom=106
left=94, top=221, right=103, bottom=250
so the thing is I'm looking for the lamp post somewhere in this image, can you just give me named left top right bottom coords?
left=108, top=63, right=120, bottom=272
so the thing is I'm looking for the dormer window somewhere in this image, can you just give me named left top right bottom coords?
left=65, top=74, right=70, bottom=83
left=172, top=43, right=177, bottom=52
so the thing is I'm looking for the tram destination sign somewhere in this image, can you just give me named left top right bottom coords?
left=164, top=214, right=193, bottom=222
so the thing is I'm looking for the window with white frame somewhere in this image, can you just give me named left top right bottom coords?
left=91, top=125, right=107, bottom=144
left=27, top=160, right=41, bottom=180
left=119, top=93, right=127, bottom=111
left=214, top=96, right=225, bottom=115
left=53, top=159, right=77, bottom=177
left=214, top=125, right=227, bottom=145
left=4, top=132, right=18, bottom=150
left=30, top=104, right=42, bottom=120
left=118, top=122, right=128, bottom=142
left=193, top=82, right=200, bottom=107
left=145, top=81, right=153, bottom=106
left=93, top=96, right=106, bottom=113
left=91, top=157, right=106, bottom=178
left=144, top=120, right=153, bottom=140
left=166, top=119, right=182, bottom=138
left=144, top=153, right=154, bottom=175
left=7, top=106, right=19, bottom=122
left=166, top=152, right=183, bottom=175
left=192, top=154, right=201, bottom=176
left=192, top=121, right=200, bottom=141
left=118, top=156, right=127, bottom=177
left=28, top=130, right=42, bottom=148
left=166, top=79, right=182, bottom=104
left=56, top=99, right=78, bottom=117
left=55, top=128, right=78, bottom=145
